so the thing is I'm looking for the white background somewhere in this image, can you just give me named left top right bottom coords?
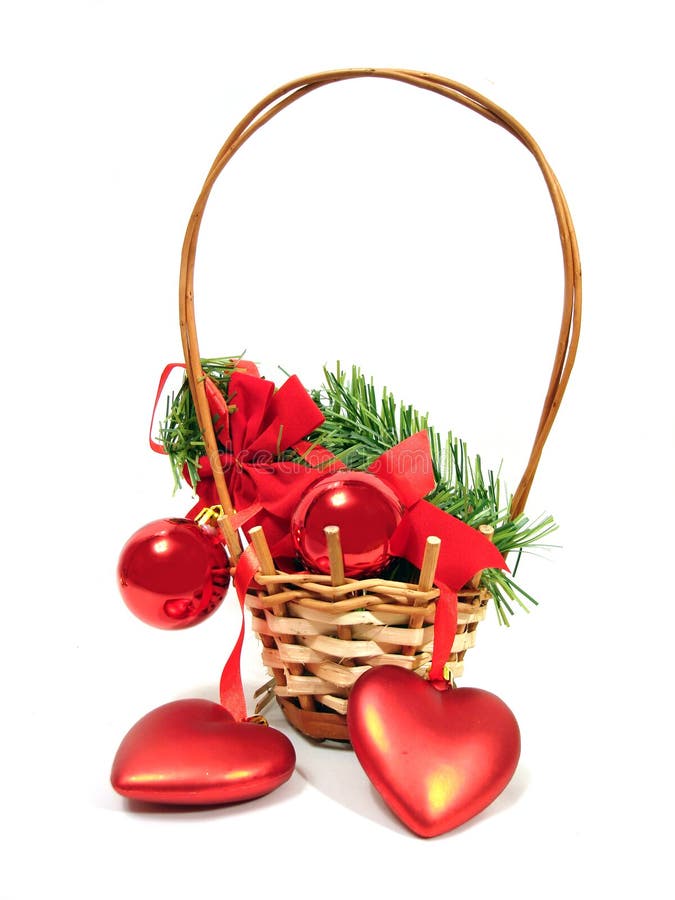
left=2, top=2, right=673, bottom=897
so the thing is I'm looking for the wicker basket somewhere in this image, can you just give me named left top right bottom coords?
left=177, top=68, right=581, bottom=742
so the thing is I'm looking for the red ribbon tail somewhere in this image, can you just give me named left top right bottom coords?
left=218, top=544, right=261, bottom=721
left=218, top=607, right=247, bottom=722
left=428, top=581, right=458, bottom=690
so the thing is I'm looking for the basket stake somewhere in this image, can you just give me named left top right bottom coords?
left=418, top=536, right=441, bottom=593
left=470, top=524, right=495, bottom=591
left=324, top=526, right=356, bottom=664
left=249, top=526, right=282, bottom=599
left=249, top=525, right=316, bottom=712
left=403, top=536, right=441, bottom=658
left=324, top=525, right=345, bottom=587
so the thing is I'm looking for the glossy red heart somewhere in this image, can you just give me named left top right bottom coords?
left=111, top=699, right=296, bottom=805
left=347, top=666, right=520, bottom=837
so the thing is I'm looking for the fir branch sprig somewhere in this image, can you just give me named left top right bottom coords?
left=308, top=365, right=438, bottom=475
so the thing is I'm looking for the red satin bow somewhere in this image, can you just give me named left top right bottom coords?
left=186, top=370, right=340, bottom=551
left=365, top=431, right=507, bottom=592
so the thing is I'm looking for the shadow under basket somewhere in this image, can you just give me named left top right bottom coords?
left=245, top=571, right=489, bottom=742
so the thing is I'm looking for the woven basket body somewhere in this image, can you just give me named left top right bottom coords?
left=245, top=580, right=487, bottom=741
left=177, top=69, right=581, bottom=742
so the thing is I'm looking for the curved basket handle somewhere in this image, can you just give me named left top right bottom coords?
left=179, top=68, right=581, bottom=523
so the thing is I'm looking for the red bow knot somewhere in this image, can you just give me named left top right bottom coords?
left=186, top=369, right=341, bottom=551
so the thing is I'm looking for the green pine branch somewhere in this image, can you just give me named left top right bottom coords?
left=305, top=364, right=558, bottom=623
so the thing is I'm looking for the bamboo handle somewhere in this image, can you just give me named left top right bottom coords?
left=179, top=69, right=581, bottom=523
left=217, top=513, right=242, bottom=563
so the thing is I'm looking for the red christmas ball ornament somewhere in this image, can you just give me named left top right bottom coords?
left=117, top=518, right=230, bottom=630
left=291, top=471, right=404, bottom=577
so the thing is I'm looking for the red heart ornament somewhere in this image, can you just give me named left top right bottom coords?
left=111, top=699, right=296, bottom=805
left=347, top=666, right=521, bottom=837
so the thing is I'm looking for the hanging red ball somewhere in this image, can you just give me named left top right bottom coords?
left=291, top=471, right=404, bottom=577
left=117, top=518, right=230, bottom=630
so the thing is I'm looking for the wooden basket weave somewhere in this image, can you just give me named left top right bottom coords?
left=177, top=68, right=581, bottom=742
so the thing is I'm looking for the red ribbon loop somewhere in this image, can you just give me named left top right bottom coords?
left=149, top=363, right=186, bottom=454
left=149, top=359, right=262, bottom=456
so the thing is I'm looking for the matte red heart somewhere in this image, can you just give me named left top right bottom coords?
left=347, top=666, right=520, bottom=837
left=111, top=699, right=295, bottom=805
